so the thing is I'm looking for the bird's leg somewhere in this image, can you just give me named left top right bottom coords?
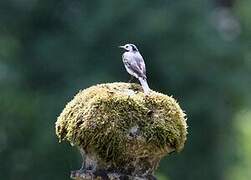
left=128, top=75, right=134, bottom=83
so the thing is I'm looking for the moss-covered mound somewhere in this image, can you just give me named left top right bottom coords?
left=56, top=82, right=187, bottom=177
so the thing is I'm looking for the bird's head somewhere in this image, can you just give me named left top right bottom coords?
left=119, top=44, right=138, bottom=52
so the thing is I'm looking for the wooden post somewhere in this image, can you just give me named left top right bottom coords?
left=55, top=83, right=187, bottom=180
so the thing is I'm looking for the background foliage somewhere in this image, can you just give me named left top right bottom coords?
left=0, top=0, right=250, bottom=180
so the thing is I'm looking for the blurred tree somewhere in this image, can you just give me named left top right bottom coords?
left=225, top=110, right=251, bottom=180
left=215, top=0, right=234, bottom=7
left=0, top=0, right=250, bottom=180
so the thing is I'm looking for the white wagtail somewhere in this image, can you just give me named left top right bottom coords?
left=119, top=43, right=150, bottom=94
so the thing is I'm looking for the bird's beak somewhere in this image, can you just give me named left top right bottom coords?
left=118, top=45, right=125, bottom=49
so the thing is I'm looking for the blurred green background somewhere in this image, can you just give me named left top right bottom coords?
left=0, top=0, right=251, bottom=179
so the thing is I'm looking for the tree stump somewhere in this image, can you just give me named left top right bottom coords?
left=55, top=82, right=187, bottom=180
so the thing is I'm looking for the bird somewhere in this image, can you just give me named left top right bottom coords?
left=119, top=43, right=150, bottom=94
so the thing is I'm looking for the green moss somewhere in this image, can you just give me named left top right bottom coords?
left=56, top=82, right=187, bottom=170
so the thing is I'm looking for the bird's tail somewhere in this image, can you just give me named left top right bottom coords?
left=138, top=77, right=150, bottom=94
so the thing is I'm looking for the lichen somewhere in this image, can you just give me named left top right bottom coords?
left=55, top=82, right=187, bottom=177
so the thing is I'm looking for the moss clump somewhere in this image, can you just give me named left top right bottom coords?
left=56, top=82, right=187, bottom=177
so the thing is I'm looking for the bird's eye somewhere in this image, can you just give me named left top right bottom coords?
left=126, top=45, right=129, bottom=48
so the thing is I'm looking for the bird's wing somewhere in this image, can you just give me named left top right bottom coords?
left=123, top=54, right=146, bottom=79
left=134, top=53, right=147, bottom=78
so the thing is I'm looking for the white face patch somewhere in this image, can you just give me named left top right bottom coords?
left=125, top=44, right=131, bottom=51
left=124, top=44, right=138, bottom=52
